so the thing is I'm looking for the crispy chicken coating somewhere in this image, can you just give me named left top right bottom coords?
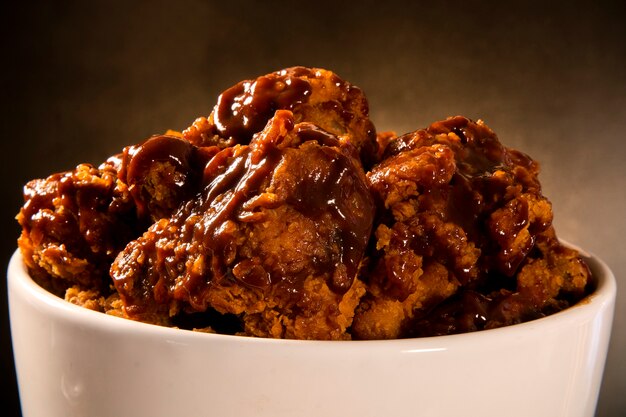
left=16, top=67, right=592, bottom=340
left=183, top=66, right=378, bottom=166
left=17, top=65, right=378, bottom=301
left=110, top=111, right=375, bottom=339
left=16, top=160, right=139, bottom=295
left=353, top=116, right=590, bottom=339
left=16, top=135, right=212, bottom=296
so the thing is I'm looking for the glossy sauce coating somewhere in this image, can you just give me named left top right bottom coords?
left=119, top=134, right=216, bottom=221
left=214, top=67, right=312, bottom=141
left=16, top=160, right=140, bottom=293
left=16, top=67, right=591, bottom=340
left=185, top=66, right=378, bottom=166
left=352, top=116, right=589, bottom=339
left=110, top=111, right=375, bottom=327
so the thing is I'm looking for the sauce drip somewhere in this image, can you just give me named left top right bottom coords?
left=112, top=113, right=375, bottom=314
left=191, top=122, right=373, bottom=294
left=119, top=135, right=212, bottom=220
left=289, top=126, right=374, bottom=291
left=214, top=67, right=313, bottom=141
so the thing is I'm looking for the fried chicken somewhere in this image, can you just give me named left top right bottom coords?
left=353, top=116, right=590, bottom=339
left=16, top=67, right=592, bottom=340
left=17, top=65, right=378, bottom=298
left=16, top=159, right=138, bottom=296
left=16, top=135, right=212, bottom=296
left=110, top=110, right=375, bottom=339
left=182, top=66, right=378, bottom=166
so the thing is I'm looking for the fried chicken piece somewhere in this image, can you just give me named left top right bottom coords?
left=353, top=116, right=590, bottom=339
left=16, top=134, right=212, bottom=296
left=64, top=284, right=125, bottom=318
left=408, top=229, right=591, bottom=336
left=111, top=110, right=375, bottom=339
left=16, top=65, right=377, bottom=307
left=16, top=65, right=592, bottom=341
left=183, top=66, right=378, bottom=166
left=16, top=160, right=138, bottom=296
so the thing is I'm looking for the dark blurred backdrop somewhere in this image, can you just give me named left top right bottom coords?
left=2, top=1, right=625, bottom=416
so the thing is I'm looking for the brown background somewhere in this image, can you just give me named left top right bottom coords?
left=2, top=1, right=625, bottom=416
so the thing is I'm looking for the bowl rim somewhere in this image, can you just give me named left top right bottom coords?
left=7, top=241, right=616, bottom=350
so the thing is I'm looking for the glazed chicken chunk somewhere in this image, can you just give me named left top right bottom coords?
left=353, top=116, right=590, bottom=339
left=183, top=66, right=377, bottom=166
left=111, top=110, right=375, bottom=339
left=16, top=65, right=378, bottom=301
left=16, top=67, right=591, bottom=340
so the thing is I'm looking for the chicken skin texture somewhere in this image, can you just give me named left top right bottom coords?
left=16, top=135, right=213, bottom=297
left=16, top=160, right=138, bottom=297
left=16, top=67, right=591, bottom=340
left=353, top=116, right=590, bottom=339
left=110, top=111, right=375, bottom=339
left=182, top=66, right=377, bottom=166
left=16, top=65, right=377, bottom=301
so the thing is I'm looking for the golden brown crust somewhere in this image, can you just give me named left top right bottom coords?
left=184, top=67, right=377, bottom=166
left=109, top=110, right=375, bottom=338
left=15, top=69, right=591, bottom=340
left=353, top=116, right=590, bottom=338
left=16, top=161, right=138, bottom=295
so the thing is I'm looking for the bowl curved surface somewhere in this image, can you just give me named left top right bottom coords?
left=8, top=243, right=616, bottom=417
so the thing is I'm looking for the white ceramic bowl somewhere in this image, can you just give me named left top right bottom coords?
left=8, top=244, right=616, bottom=417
